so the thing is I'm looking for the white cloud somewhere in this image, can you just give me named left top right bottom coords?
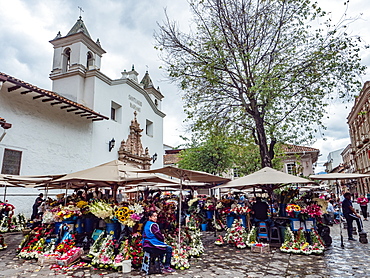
left=0, top=0, right=369, bottom=154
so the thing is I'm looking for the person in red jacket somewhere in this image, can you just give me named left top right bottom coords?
left=357, top=194, right=369, bottom=221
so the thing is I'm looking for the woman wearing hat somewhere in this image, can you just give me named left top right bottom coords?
left=31, top=193, right=44, bottom=221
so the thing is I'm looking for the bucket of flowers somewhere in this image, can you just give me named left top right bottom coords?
left=115, top=203, right=144, bottom=228
left=286, top=204, right=301, bottom=218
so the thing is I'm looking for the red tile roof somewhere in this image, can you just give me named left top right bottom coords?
left=282, top=144, right=319, bottom=153
left=0, top=72, right=108, bottom=121
left=0, top=117, right=11, bottom=129
left=163, top=153, right=182, bottom=165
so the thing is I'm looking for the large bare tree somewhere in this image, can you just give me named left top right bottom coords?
left=155, top=0, right=366, bottom=167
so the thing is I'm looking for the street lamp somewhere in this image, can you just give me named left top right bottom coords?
left=108, top=138, right=115, bottom=152
left=152, top=153, right=158, bottom=163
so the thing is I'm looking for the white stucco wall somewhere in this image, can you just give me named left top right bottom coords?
left=0, top=86, right=93, bottom=175
left=91, top=77, right=164, bottom=168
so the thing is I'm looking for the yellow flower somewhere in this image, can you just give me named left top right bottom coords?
left=76, top=201, right=88, bottom=208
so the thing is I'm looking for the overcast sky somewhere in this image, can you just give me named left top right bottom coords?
left=1, top=0, right=369, bottom=173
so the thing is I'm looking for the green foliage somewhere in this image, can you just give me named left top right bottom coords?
left=177, top=132, right=234, bottom=175
left=156, top=0, right=366, bottom=167
left=177, top=129, right=284, bottom=176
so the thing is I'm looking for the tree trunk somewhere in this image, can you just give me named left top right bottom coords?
left=254, top=114, right=273, bottom=168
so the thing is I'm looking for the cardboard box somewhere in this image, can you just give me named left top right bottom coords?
left=56, top=248, right=84, bottom=266
left=251, top=244, right=270, bottom=253
left=38, top=253, right=59, bottom=265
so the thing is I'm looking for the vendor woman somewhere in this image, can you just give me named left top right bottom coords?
left=142, top=211, right=175, bottom=273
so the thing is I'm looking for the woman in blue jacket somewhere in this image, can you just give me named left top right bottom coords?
left=142, top=211, right=175, bottom=273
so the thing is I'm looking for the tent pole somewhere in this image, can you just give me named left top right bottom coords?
left=112, top=184, right=118, bottom=203
left=212, top=187, right=217, bottom=238
left=65, top=183, right=69, bottom=206
left=178, top=179, right=183, bottom=250
left=336, top=179, right=344, bottom=248
left=3, top=184, right=7, bottom=202
left=45, top=183, right=49, bottom=199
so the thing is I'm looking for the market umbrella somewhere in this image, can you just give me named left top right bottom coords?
left=1, top=174, right=61, bottom=202
left=215, top=167, right=312, bottom=191
left=309, top=172, right=370, bottom=248
left=40, top=160, right=176, bottom=201
left=123, top=185, right=186, bottom=193
left=309, top=173, right=370, bottom=180
left=215, top=167, right=313, bottom=224
left=133, top=166, right=230, bottom=248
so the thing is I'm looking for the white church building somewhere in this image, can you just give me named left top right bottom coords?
left=0, top=17, right=165, bottom=176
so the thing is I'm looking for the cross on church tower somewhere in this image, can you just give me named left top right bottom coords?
left=78, top=6, right=84, bottom=18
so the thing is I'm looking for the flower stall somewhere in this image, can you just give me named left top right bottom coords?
left=0, top=202, right=27, bottom=233
left=280, top=227, right=325, bottom=255
left=11, top=188, right=210, bottom=274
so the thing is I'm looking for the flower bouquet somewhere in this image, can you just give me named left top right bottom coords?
left=52, top=205, right=82, bottom=222
left=0, top=216, right=9, bottom=233
left=0, top=235, right=7, bottom=250
left=223, top=219, right=248, bottom=249
left=129, top=233, right=144, bottom=268
left=230, top=205, right=250, bottom=215
left=115, top=203, right=143, bottom=227
left=91, top=234, right=115, bottom=269
left=301, top=204, right=322, bottom=219
left=187, top=228, right=204, bottom=257
left=88, top=232, right=106, bottom=258
left=286, top=204, right=301, bottom=218
left=171, top=247, right=190, bottom=270
left=214, top=235, right=224, bottom=246
left=280, top=226, right=295, bottom=253
left=246, top=227, right=257, bottom=247
left=89, top=200, right=116, bottom=223
left=310, top=230, right=325, bottom=255
left=204, top=199, right=215, bottom=211
left=76, top=200, right=90, bottom=214
left=17, top=226, right=54, bottom=259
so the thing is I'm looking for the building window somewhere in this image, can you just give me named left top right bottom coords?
left=111, top=101, right=121, bottom=122
left=111, top=107, right=116, bottom=121
left=286, top=162, right=296, bottom=175
left=1, top=148, right=22, bottom=175
left=86, top=51, right=93, bottom=70
left=62, top=48, right=71, bottom=73
left=146, top=119, right=153, bottom=137
left=233, top=168, right=241, bottom=178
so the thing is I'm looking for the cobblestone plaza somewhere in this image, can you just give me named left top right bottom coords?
left=1, top=220, right=370, bottom=278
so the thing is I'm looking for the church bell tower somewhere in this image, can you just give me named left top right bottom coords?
left=49, top=17, right=106, bottom=106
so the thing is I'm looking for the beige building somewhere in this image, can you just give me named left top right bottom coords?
left=163, top=144, right=320, bottom=178
left=280, top=144, right=319, bottom=177
left=341, top=144, right=356, bottom=173
left=347, top=81, right=370, bottom=194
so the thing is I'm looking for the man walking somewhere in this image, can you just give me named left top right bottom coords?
left=342, top=192, right=364, bottom=241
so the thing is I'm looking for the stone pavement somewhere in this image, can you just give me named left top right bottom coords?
left=1, top=216, right=370, bottom=278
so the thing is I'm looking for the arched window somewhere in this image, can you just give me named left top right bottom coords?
left=87, top=51, right=93, bottom=70
left=62, top=48, right=71, bottom=73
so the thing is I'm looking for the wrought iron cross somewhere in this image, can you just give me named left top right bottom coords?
left=78, top=6, right=84, bottom=17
